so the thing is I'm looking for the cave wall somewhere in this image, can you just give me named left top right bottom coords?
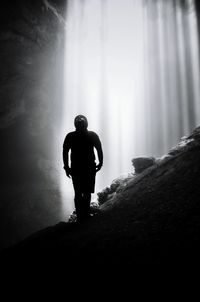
left=195, top=0, right=200, bottom=52
left=0, top=0, right=67, bottom=249
left=0, top=0, right=66, bottom=186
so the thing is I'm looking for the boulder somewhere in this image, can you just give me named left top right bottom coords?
left=132, top=157, right=156, bottom=173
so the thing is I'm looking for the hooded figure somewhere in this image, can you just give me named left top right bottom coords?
left=63, top=115, right=103, bottom=221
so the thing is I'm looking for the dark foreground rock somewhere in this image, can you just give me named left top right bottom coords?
left=2, top=127, right=200, bottom=276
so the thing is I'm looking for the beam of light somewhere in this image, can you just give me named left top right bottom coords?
left=58, top=0, right=200, bottom=217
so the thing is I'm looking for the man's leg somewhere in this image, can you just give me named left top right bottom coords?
left=74, top=190, right=84, bottom=221
left=72, top=173, right=85, bottom=221
left=82, top=192, right=91, bottom=217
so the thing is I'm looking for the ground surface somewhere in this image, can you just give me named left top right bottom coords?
left=2, top=127, right=200, bottom=278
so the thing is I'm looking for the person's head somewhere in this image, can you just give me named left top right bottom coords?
left=74, top=115, right=88, bottom=132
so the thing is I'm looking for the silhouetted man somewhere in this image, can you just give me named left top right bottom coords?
left=63, top=115, right=103, bottom=222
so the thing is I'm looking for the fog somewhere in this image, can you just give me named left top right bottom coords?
left=58, top=0, right=200, bottom=214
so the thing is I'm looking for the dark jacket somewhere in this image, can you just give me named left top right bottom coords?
left=63, top=130, right=103, bottom=170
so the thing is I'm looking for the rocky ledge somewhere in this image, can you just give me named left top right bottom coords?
left=2, top=126, right=200, bottom=275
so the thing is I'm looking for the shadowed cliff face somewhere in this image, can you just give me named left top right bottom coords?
left=0, top=0, right=67, bottom=250
left=0, top=0, right=66, bottom=183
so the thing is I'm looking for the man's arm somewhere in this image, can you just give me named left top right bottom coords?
left=63, top=134, right=72, bottom=178
left=93, top=133, right=103, bottom=172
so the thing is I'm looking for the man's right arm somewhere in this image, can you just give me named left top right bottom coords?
left=63, top=134, right=72, bottom=178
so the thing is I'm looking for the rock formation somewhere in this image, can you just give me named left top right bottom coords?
left=2, top=126, right=200, bottom=274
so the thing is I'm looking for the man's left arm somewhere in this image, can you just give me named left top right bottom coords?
left=93, top=134, right=103, bottom=172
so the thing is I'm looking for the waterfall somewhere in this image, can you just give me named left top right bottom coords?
left=59, top=0, right=200, bottom=215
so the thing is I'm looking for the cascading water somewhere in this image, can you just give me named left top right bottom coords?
left=59, top=0, right=200, bottom=216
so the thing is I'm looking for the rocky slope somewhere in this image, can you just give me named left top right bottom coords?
left=3, top=126, right=200, bottom=273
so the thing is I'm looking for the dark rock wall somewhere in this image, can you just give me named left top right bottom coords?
left=195, top=0, right=200, bottom=53
left=0, top=0, right=67, bottom=249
